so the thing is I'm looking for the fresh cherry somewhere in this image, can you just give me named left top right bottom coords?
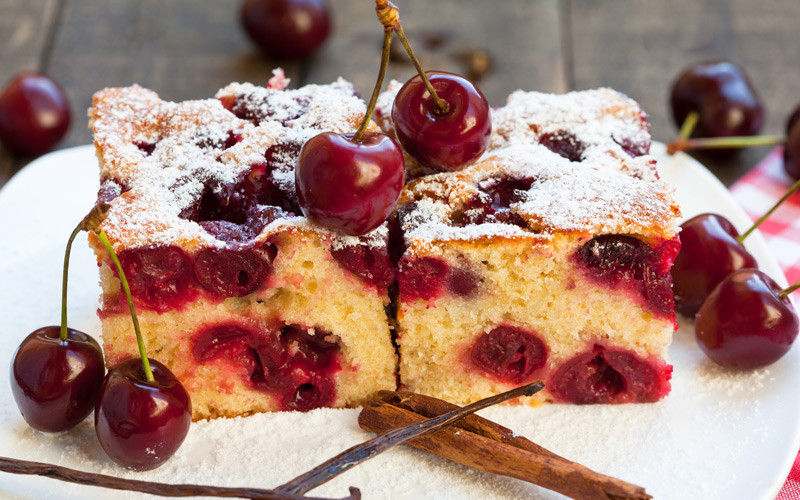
left=671, top=214, right=757, bottom=318
left=295, top=132, right=404, bottom=236
left=9, top=206, right=106, bottom=432
left=784, top=116, right=800, bottom=180
left=10, top=327, right=104, bottom=432
left=95, top=358, right=191, bottom=470
left=93, top=227, right=191, bottom=470
left=0, top=72, right=71, bottom=156
left=240, top=0, right=331, bottom=60
left=391, top=72, right=491, bottom=172
left=670, top=61, right=764, bottom=140
left=695, top=269, right=799, bottom=370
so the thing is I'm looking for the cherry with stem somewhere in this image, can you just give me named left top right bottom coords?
left=672, top=176, right=800, bottom=318
left=10, top=205, right=107, bottom=432
left=695, top=269, right=799, bottom=370
left=295, top=2, right=405, bottom=236
left=93, top=226, right=191, bottom=471
left=382, top=0, right=491, bottom=172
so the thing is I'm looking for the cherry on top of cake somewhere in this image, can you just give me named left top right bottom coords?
left=88, top=71, right=385, bottom=252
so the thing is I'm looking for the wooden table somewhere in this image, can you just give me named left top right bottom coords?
left=1, top=0, right=799, bottom=189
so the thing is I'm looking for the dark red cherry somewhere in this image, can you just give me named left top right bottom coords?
left=10, top=327, right=104, bottom=432
left=331, top=244, right=396, bottom=288
left=240, top=0, right=331, bottom=60
left=670, top=61, right=764, bottom=139
left=391, top=72, right=491, bottom=172
left=397, top=256, right=449, bottom=302
left=95, top=358, right=191, bottom=471
left=550, top=346, right=671, bottom=404
left=194, top=247, right=269, bottom=297
left=695, top=270, right=799, bottom=370
left=119, top=246, right=196, bottom=312
left=783, top=117, right=800, bottom=181
left=786, top=104, right=800, bottom=136
left=295, top=132, right=405, bottom=236
left=0, top=72, right=71, bottom=156
left=671, top=213, right=758, bottom=318
left=470, top=326, right=547, bottom=383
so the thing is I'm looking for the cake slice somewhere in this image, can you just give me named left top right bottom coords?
left=392, top=88, right=681, bottom=405
left=88, top=75, right=397, bottom=420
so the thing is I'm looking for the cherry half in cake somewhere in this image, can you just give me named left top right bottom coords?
left=193, top=323, right=341, bottom=411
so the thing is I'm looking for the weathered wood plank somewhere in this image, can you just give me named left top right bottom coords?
left=569, top=0, right=800, bottom=186
left=45, top=0, right=302, bottom=149
left=0, top=0, right=60, bottom=187
left=304, top=0, right=566, bottom=107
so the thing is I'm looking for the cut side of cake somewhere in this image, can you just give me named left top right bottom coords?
left=88, top=76, right=680, bottom=419
left=88, top=74, right=397, bottom=420
left=392, top=88, right=681, bottom=405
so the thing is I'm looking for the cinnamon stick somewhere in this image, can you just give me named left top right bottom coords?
left=277, top=381, right=545, bottom=495
left=0, top=456, right=358, bottom=500
left=358, top=391, right=651, bottom=500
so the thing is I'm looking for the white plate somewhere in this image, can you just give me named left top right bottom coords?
left=0, top=144, right=797, bottom=500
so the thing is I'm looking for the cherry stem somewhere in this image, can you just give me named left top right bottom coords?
left=373, top=0, right=449, bottom=115
left=59, top=203, right=112, bottom=342
left=394, top=25, right=449, bottom=114
left=737, top=176, right=800, bottom=243
left=59, top=223, right=83, bottom=341
left=95, top=229, right=154, bottom=383
left=666, top=134, right=784, bottom=155
left=678, top=111, right=699, bottom=140
left=352, top=28, right=393, bottom=143
left=779, top=281, right=800, bottom=299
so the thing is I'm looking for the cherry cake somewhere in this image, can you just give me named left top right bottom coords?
left=385, top=86, right=681, bottom=405
left=88, top=72, right=397, bottom=419
left=88, top=75, right=680, bottom=418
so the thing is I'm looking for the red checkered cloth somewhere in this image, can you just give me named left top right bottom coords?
left=728, top=146, right=800, bottom=499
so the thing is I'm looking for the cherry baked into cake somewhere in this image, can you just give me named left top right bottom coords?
left=389, top=87, right=681, bottom=405
left=88, top=76, right=680, bottom=418
left=88, top=73, right=397, bottom=420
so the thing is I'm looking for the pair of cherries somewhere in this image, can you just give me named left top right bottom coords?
left=669, top=63, right=800, bottom=369
left=10, top=206, right=190, bottom=471
left=672, top=209, right=799, bottom=370
left=294, top=0, right=491, bottom=237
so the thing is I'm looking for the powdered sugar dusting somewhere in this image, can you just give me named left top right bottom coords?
left=90, top=77, right=386, bottom=251
left=396, top=88, right=679, bottom=255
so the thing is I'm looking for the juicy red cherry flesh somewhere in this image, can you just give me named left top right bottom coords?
left=695, top=269, right=799, bottom=370
left=577, top=235, right=679, bottom=317
left=194, top=247, right=270, bottom=298
left=391, top=72, right=491, bottom=172
left=470, top=326, right=547, bottom=383
left=670, top=61, right=764, bottom=139
left=118, top=246, right=196, bottom=312
left=0, top=72, right=71, bottom=156
left=539, top=130, right=585, bottom=162
left=331, top=244, right=396, bottom=288
left=95, top=358, right=191, bottom=471
left=671, top=213, right=757, bottom=318
left=550, top=345, right=672, bottom=404
left=240, top=0, right=331, bottom=60
left=784, top=118, right=800, bottom=181
left=295, top=132, right=405, bottom=236
left=10, top=327, right=104, bottom=432
left=398, top=256, right=449, bottom=302
left=193, top=323, right=341, bottom=411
